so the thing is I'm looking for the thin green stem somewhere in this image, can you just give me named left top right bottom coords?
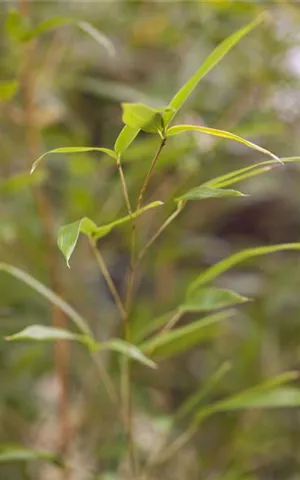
left=137, top=137, right=166, bottom=210
left=89, top=238, right=127, bottom=321
left=90, top=350, right=124, bottom=424
left=117, top=155, right=132, bottom=214
left=136, top=203, right=183, bottom=266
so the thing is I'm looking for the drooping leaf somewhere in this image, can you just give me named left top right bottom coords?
left=0, top=263, right=91, bottom=335
left=181, top=287, right=249, bottom=313
left=163, top=15, right=264, bottom=126
left=30, top=147, right=117, bottom=174
left=20, top=17, right=115, bottom=55
left=58, top=201, right=163, bottom=265
left=92, top=200, right=164, bottom=240
left=101, top=339, right=156, bottom=369
left=121, top=102, right=164, bottom=134
left=188, top=243, right=300, bottom=294
left=0, top=80, right=19, bottom=102
left=175, top=186, right=245, bottom=203
left=57, top=217, right=97, bottom=267
left=141, top=310, right=232, bottom=360
left=167, top=125, right=280, bottom=162
left=5, top=325, right=86, bottom=343
left=114, top=125, right=140, bottom=155
left=0, top=444, right=62, bottom=466
left=205, top=156, right=300, bottom=189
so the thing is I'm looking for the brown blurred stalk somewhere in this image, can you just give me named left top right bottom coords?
left=19, top=0, right=71, bottom=474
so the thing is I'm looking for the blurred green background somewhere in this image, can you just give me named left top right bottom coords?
left=2, top=1, right=300, bottom=479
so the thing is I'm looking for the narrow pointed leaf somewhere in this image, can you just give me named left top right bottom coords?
left=57, top=217, right=96, bottom=267
left=176, top=186, right=245, bottom=203
left=92, top=201, right=164, bottom=240
left=182, top=287, right=249, bottom=313
left=101, top=339, right=156, bottom=369
left=31, top=147, right=117, bottom=174
left=0, top=80, right=19, bottom=101
left=0, top=444, right=62, bottom=466
left=141, top=310, right=232, bottom=359
left=121, top=102, right=164, bottom=134
left=205, top=156, right=300, bottom=189
left=188, top=243, right=300, bottom=294
left=163, top=15, right=264, bottom=126
left=167, top=125, right=280, bottom=162
left=216, top=387, right=300, bottom=411
left=5, top=325, right=85, bottom=343
left=114, top=125, right=140, bottom=155
left=195, top=371, right=299, bottom=423
left=0, top=263, right=91, bottom=335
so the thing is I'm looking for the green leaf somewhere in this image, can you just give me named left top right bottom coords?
left=31, top=146, right=117, bottom=174
left=121, top=102, right=164, bottom=134
left=167, top=125, right=280, bottom=162
left=20, top=17, right=115, bottom=56
left=188, top=243, right=300, bottom=295
left=0, top=80, right=19, bottom=102
left=5, top=325, right=86, bottom=343
left=181, top=287, right=249, bottom=313
left=5, top=9, right=30, bottom=41
left=176, top=186, right=245, bottom=203
left=163, top=15, right=264, bottom=126
left=101, top=339, right=156, bottom=369
left=205, top=156, right=300, bottom=189
left=92, top=200, right=164, bottom=240
left=57, top=217, right=97, bottom=267
left=195, top=371, right=299, bottom=423
left=0, top=444, right=62, bottom=466
left=0, top=263, right=92, bottom=336
left=141, top=310, right=232, bottom=360
left=216, top=387, right=300, bottom=411
left=58, top=201, right=163, bottom=265
left=114, top=125, right=140, bottom=155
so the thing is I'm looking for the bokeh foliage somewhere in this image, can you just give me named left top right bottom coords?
left=2, top=1, right=300, bottom=479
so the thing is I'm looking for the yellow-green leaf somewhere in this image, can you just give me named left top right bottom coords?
left=182, top=287, right=249, bottom=313
left=0, top=263, right=91, bottom=336
left=92, top=201, right=164, bottom=240
left=5, top=325, right=85, bottom=343
left=163, top=15, right=264, bottom=126
left=0, top=80, right=19, bottom=102
left=188, top=243, right=300, bottom=295
left=101, top=339, right=156, bottom=369
left=167, top=124, right=280, bottom=162
left=57, top=217, right=97, bottom=267
left=30, top=147, right=116, bottom=174
left=114, top=125, right=140, bottom=155
left=176, top=186, right=245, bottom=203
left=121, top=102, right=164, bottom=134
left=141, top=310, right=232, bottom=360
